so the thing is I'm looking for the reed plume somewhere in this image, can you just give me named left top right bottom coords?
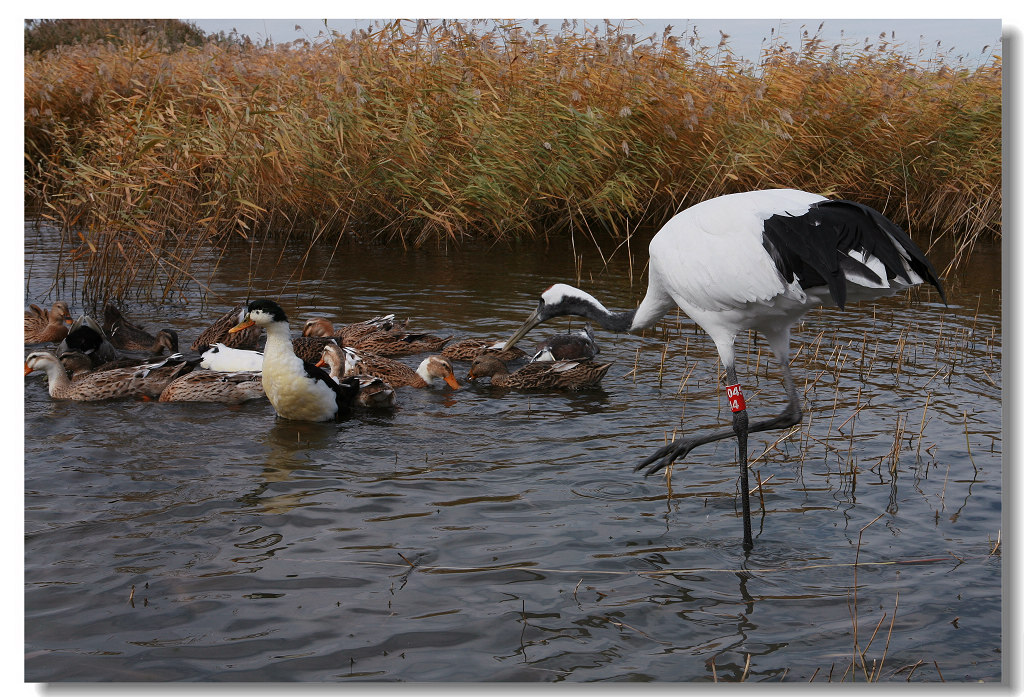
left=25, top=20, right=1001, bottom=299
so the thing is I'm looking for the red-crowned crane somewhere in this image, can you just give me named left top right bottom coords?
left=502, top=188, right=946, bottom=550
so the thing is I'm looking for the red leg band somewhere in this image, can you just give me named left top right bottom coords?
left=726, top=383, right=746, bottom=412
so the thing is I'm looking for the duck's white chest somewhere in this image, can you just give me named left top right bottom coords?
left=261, top=344, right=337, bottom=421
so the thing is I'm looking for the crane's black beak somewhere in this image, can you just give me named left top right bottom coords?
left=504, top=308, right=544, bottom=349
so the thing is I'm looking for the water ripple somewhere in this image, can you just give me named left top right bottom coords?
left=24, top=227, right=1001, bottom=682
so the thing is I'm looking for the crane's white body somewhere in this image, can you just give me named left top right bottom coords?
left=507, top=188, right=944, bottom=548
left=630, top=188, right=926, bottom=365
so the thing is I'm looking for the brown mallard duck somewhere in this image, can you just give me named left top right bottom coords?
left=102, top=304, right=179, bottom=354
left=203, top=309, right=335, bottom=364
left=26, top=350, right=193, bottom=401
left=467, top=354, right=611, bottom=390
left=158, top=370, right=264, bottom=404
left=315, top=344, right=397, bottom=408
left=302, top=314, right=408, bottom=345
left=303, top=316, right=450, bottom=357
left=25, top=301, right=72, bottom=344
left=290, top=336, right=338, bottom=363
left=530, top=325, right=599, bottom=362
left=321, top=344, right=459, bottom=389
left=350, top=330, right=452, bottom=357
left=191, top=305, right=262, bottom=352
left=441, top=338, right=527, bottom=362
left=59, top=350, right=167, bottom=379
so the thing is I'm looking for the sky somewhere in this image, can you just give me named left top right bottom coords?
left=186, top=17, right=1003, bottom=65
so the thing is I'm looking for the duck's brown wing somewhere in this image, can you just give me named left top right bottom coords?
left=370, top=333, right=452, bottom=357
left=159, top=370, right=264, bottom=403
left=291, top=337, right=338, bottom=363
left=357, top=354, right=420, bottom=388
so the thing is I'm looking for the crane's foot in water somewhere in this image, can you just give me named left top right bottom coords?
left=633, top=438, right=700, bottom=477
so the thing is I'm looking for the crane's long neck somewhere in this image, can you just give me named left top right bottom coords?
left=564, top=299, right=637, bottom=333
left=505, top=285, right=642, bottom=350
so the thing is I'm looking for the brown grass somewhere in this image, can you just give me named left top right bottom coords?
left=24, top=19, right=1001, bottom=299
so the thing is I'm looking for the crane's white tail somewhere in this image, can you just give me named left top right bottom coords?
left=761, top=199, right=946, bottom=309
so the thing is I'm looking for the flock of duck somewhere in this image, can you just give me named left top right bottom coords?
left=24, top=298, right=611, bottom=422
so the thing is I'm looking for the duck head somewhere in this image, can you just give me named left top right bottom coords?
left=416, top=355, right=460, bottom=389
left=25, top=351, right=61, bottom=377
left=315, top=343, right=346, bottom=379
left=303, top=317, right=335, bottom=338
left=230, top=299, right=289, bottom=333
left=467, top=354, right=508, bottom=381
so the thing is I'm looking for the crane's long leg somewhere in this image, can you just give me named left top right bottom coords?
left=726, top=364, right=753, bottom=550
left=634, top=332, right=802, bottom=549
left=633, top=362, right=802, bottom=477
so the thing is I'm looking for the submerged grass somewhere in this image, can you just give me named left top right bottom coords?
left=25, top=19, right=1001, bottom=300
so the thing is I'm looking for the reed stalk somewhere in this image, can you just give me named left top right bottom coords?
left=25, top=19, right=1001, bottom=300
left=851, top=512, right=886, bottom=681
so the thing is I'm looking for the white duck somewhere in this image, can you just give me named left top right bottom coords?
left=229, top=299, right=359, bottom=421
left=200, top=343, right=264, bottom=372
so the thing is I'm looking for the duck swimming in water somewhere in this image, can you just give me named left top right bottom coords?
left=191, top=305, right=262, bottom=352
left=200, top=343, right=264, bottom=372
left=315, top=344, right=397, bottom=408
left=441, top=338, right=527, bottom=362
left=102, top=304, right=179, bottom=354
left=290, top=336, right=340, bottom=363
left=158, top=370, right=265, bottom=404
left=57, top=315, right=120, bottom=366
left=467, top=354, right=611, bottom=390
left=25, top=301, right=72, bottom=344
left=302, top=314, right=407, bottom=345
left=59, top=350, right=172, bottom=379
left=353, top=330, right=452, bottom=357
left=530, top=325, right=599, bottom=362
left=26, top=350, right=193, bottom=401
left=326, top=344, right=460, bottom=389
left=229, top=299, right=360, bottom=421
left=303, top=316, right=450, bottom=357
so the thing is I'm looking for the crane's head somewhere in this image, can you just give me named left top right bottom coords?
left=504, top=284, right=610, bottom=349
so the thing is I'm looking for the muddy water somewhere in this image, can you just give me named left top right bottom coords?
left=24, top=222, right=1001, bottom=682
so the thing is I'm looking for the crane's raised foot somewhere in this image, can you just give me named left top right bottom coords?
left=633, top=438, right=701, bottom=477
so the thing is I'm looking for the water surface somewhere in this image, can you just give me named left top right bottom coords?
left=24, top=223, right=1001, bottom=682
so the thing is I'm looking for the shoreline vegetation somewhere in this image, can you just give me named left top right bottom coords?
left=24, top=19, right=1001, bottom=300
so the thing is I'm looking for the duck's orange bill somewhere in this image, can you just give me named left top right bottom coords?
left=444, top=374, right=460, bottom=389
left=24, top=363, right=33, bottom=376
left=228, top=319, right=255, bottom=334
left=315, top=359, right=327, bottom=368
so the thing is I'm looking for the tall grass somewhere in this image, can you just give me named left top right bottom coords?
left=24, top=19, right=1001, bottom=299
left=23, top=19, right=212, bottom=54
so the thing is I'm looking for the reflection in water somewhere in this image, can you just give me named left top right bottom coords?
left=24, top=222, right=1000, bottom=682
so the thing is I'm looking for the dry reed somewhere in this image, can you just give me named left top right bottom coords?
left=25, top=19, right=1001, bottom=300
